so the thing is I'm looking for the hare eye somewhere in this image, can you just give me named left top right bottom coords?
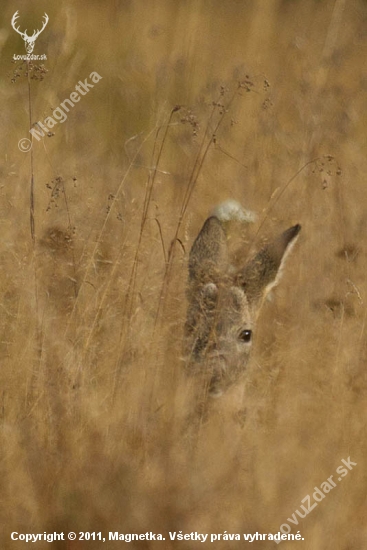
left=239, top=329, right=252, bottom=343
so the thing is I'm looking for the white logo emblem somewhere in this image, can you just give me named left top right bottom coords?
left=11, top=11, right=49, bottom=54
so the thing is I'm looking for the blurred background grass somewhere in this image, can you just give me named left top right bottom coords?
left=0, top=0, right=366, bottom=548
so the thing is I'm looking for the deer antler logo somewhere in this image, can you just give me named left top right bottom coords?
left=11, top=11, right=49, bottom=54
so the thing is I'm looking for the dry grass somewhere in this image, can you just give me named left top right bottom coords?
left=1, top=0, right=367, bottom=548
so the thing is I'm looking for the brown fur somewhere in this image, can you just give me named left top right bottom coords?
left=184, top=215, right=301, bottom=395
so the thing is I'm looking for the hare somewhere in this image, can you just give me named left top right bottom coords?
left=184, top=204, right=301, bottom=396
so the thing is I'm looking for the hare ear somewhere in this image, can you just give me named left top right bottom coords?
left=189, top=216, right=229, bottom=283
left=238, top=224, right=301, bottom=305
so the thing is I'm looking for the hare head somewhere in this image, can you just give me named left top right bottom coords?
left=184, top=213, right=301, bottom=396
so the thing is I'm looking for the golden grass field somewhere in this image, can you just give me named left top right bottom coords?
left=1, top=0, right=366, bottom=548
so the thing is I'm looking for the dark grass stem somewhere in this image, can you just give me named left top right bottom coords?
left=26, top=60, right=43, bottom=407
left=153, top=86, right=242, bottom=331
left=124, top=107, right=180, bottom=319
left=27, top=61, right=35, bottom=245
left=64, top=127, right=159, bottom=341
